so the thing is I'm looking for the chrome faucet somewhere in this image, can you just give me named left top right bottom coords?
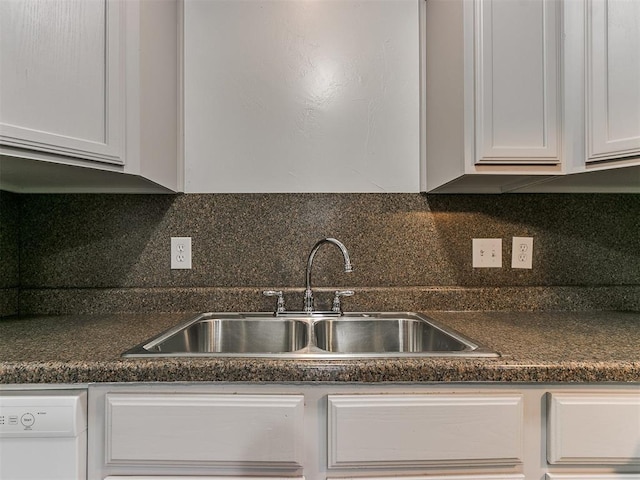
left=303, top=238, right=353, bottom=313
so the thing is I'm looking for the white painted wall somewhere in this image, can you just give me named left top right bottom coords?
left=184, top=0, right=421, bottom=193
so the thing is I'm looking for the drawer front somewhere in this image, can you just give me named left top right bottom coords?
left=105, top=393, right=304, bottom=468
left=328, top=476, right=524, bottom=480
left=104, top=477, right=305, bottom=479
left=328, top=394, right=524, bottom=468
left=547, top=393, right=640, bottom=464
left=546, top=476, right=640, bottom=480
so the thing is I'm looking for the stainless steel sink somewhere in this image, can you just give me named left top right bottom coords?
left=314, top=317, right=469, bottom=353
left=125, top=314, right=308, bottom=356
left=122, top=312, right=498, bottom=358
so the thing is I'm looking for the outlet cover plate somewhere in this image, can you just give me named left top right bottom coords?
left=512, top=236, right=533, bottom=269
left=171, top=237, right=192, bottom=269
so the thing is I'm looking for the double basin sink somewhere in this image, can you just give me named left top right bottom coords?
left=123, top=312, right=498, bottom=358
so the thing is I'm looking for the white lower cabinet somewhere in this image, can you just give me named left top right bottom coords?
left=104, top=393, right=304, bottom=468
left=104, top=477, right=302, bottom=480
left=547, top=392, right=640, bottom=465
left=88, top=384, right=640, bottom=480
left=547, top=476, right=640, bottom=480
left=328, top=476, right=523, bottom=480
left=327, top=394, right=523, bottom=468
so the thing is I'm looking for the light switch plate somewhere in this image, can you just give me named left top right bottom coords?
left=472, top=238, right=502, bottom=268
left=171, top=237, right=192, bottom=269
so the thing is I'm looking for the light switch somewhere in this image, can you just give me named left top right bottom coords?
left=472, top=238, right=502, bottom=268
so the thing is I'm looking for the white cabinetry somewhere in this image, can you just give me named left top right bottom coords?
left=547, top=476, right=640, bottom=480
left=328, top=394, right=523, bottom=468
left=425, top=0, right=640, bottom=193
left=105, top=477, right=301, bottom=480
left=587, top=0, right=640, bottom=164
left=473, top=0, right=561, bottom=166
left=105, top=393, right=304, bottom=469
left=88, top=383, right=640, bottom=480
left=547, top=392, right=640, bottom=465
left=0, top=0, right=124, bottom=165
left=0, top=0, right=180, bottom=193
left=425, top=0, right=562, bottom=193
left=89, top=386, right=307, bottom=479
left=329, top=476, right=523, bottom=480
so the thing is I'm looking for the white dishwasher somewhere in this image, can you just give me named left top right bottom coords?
left=0, top=390, right=87, bottom=480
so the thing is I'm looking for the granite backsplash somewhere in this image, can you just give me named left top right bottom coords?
left=1, top=192, right=639, bottom=316
left=0, top=190, right=19, bottom=316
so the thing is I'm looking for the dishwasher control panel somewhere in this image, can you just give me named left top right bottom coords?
left=0, top=391, right=86, bottom=438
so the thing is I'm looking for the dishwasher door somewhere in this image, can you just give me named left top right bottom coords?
left=0, top=390, right=87, bottom=480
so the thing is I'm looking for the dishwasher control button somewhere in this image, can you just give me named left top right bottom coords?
left=21, top=413, right=35, bottom=427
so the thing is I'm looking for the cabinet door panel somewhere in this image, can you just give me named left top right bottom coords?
left=105, top=477, right=304, bottom=480
left=0, top=0, right=124, bottom=164
left=329, top=476, right=524, bottom=480
left=547, top=393, right=640, bottom=464
left=588, top=0, right=640, bottom=161
left=547, top=476, right=640, bottom=480
left=105, top=393, right=304, bottom=469
left=475, top=0, right=560, bottom=164
left=328, top=393, right=523, bottom=468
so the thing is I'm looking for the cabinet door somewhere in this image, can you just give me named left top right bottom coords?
left=328, top=393, right=524, bottom=468
left=105, top=393, right=304, bottom=469
left=328, top=476, right=524, bottom=480
left=547, top=392, right=640, bottom=464
left=547, top=476, right=640, bottom=480
left=587, top=0, right=640, bottom=162
left=474, top=0, right=561, bottom=165
left=0, top=0, right=124, bottom=165
left=104, top=477, right=304, bottom=479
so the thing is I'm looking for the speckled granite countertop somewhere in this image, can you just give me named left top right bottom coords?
left=0, top=311, right=638, bottom=384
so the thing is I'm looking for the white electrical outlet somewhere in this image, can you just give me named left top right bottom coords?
left=472, top=238, right=502, bottom=268
left=171, top=237, right=192, bottom=269
left=512, top=236, right=533, bottom=269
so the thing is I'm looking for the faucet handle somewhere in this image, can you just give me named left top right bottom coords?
left=332, top=290, right=354, bottom=314
left=263, top=290, right=286, bottom=314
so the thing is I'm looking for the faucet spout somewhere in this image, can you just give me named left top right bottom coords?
left=304, top=238, right=353, bottom=313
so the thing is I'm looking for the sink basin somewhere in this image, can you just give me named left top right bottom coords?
left=122, top=312, right=497, bottom=358
left=126, top=315, right=308, bottom=355
left=314, top=317, right=469, bottom=353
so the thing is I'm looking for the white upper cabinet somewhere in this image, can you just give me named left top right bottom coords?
left=0, top=0, right=124, bottom=164
left=0, top=0, right=180, bottom=193
left=425, top=0, right=564, bottom=193
left=183, top=0, right=421, bottom=193
left=587, top=0, right=640, bottom=163
left=474, top=0, right=561, bottom=165
left=425, top=0, right=640, bottom=193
